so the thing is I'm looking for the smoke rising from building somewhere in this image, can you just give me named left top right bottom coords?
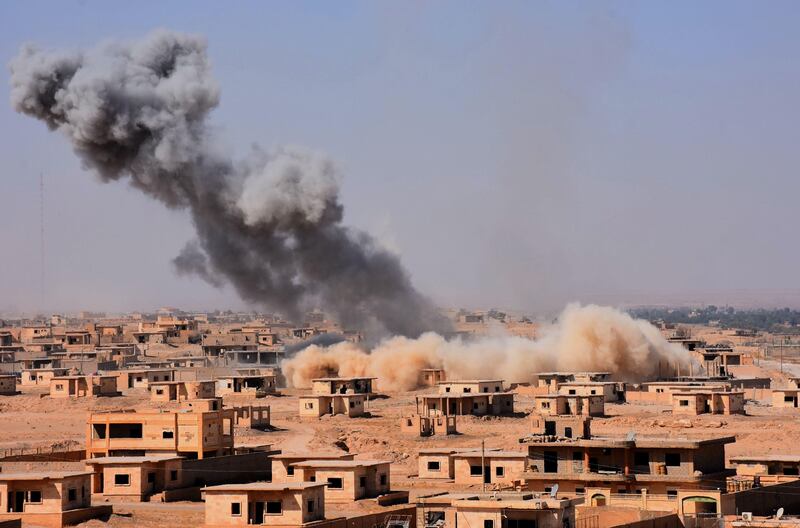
left=9, top=30, right=449, bottom=337
left=282, top=304, right=697, bottom=390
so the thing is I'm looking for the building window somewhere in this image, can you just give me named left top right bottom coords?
left=307, top=500, right=315, bottom=513
left=544, top=451, right=558, bottom=473
left=572, top=452, right=583, bottom=462
left=266, top=501, right=282, bottom=514
left=464, top=388, right=471, bottom=393
left=286, top=466, right=295, bottom=476
left=564, top=427, right=573, bottom=438
left=665, top=453, right=680, bottom=467
left=427, top=461, right=440, bottom=471
left=568, top=389, right=576, bottom=395
left=484, top=520, right=494, bottom=528
left=350, top=401, right=356, bottom=408
left=55, top=384, right=63, bottom=390
left=305, top=403, right=314, bottom=409
left=667, top=490, right=677, bottom=498
left=359, top=476, right=367, bottom=488
left=575, top=487, right=585, bottom=495
left=147, top=473, right=155, bottom=483
left=634, top=452, right=650, bottom=467
left=542, top=402, right=550, bottom=409
left=496, top=466, right=504, bottom=477
left=327, top=477, right=343, bottom=489
left=679, top=400, right=689, bottom=407
left=28, top=491, right=42, bottom=503
left=115, top=474, right=131, bottom=486
left=170, top=470, right=178, bottom=481
left=68, top=488, right=77, bottom=501
left=231, top=502, right=241, bottom=516
left=380, top=474, right=387, bottom=485
left=162, top=430, right=174, bottom=439
left=470, top=465, right=483, bottom=476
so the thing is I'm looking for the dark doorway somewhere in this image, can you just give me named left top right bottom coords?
left=483, top=466, right=491, bottom=484
left=253, top=502, right=264, bottom=524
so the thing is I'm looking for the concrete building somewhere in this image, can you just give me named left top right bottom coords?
left=671, top=391, right=745, bottom=415
left=520, top=434, right=736, bottom=496
left=271, top=452, right=355, bottom=483
left=202, top=482, right=326, bottom=527
left=533, top=394, right=604, bottom=417
left=201, top=333, right=258, bottom=357
left=311, top=377, right=376, bottom=396
left=86, top=408, right=235, bottom=459
left=0, top=375, right=17, bottom=395
left=416, top=492, right=577, bottom=528
left=452, top=451, right=528, bottom=486
left=49, top=375, right=119, bottom=398
left=558, top=382, right=622, bottom=403
left=772, top=389, right=800, bottom=408
left=289, top=460, right=391, bottom=502
left=400, top=415, right=457, bottom=437
left=299, top=394, right=366, bottom=418
left=416, top=381, right=515, bottom=417
left=84, top=454, right=184, bottom=501
left=419, top=369, right=445, bottom=387
left=230, top=405, right=271, bottom=430
left=729, top=454, right=800, bottom=486
left=216, top=374, right=277, bottom=397
left=117, top=368, right=176, bottom=389
left=19, top=368, right=69, bottom=386
left=0, top=472, right=111, bottom=527
left=149, top=380, right=216, bottom=402
left=529, top=415, right=591, bottom=440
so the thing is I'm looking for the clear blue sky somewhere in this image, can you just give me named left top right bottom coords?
left=2, top=1, right=800, bottom=315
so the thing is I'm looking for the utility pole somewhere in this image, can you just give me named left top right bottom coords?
left=481, top=439, right=486, bottom=493
left=39, top=172, right=45, bottom=313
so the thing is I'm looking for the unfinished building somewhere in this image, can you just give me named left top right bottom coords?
left=311, top=377, right=376, bottom=396
left=299, top=394, right=366, bottom=418
left=49, top=375, right=119, bottom=398
left=271, top=452, right=355, bottom=483
left=149, top=380, right=216, bottom=402
left=216, top=374, right=277, bottom=397
left=288, top=460, right=391, bottom=502
left=533, top=394, right=604, bottom=417
left=399, top=414, right=457, bottom=436
left=202, top=482, right=326, bottom=527
left=86, top=408, right=235, bottom=459
left=416, top=380, right=514, bottom=417
left=417, top=492, right=578, bottom=528
left=671, top=391, right=745, bottom=415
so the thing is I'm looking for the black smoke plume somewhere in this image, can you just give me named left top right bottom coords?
left=10, top=29, right=450, bottom=337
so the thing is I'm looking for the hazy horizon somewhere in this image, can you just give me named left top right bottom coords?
left=3, top=1, right=800, bottom=316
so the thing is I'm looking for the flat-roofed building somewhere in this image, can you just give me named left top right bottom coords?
left=400, top=414, right=457, bottom=437
left=558, top=381, right=622, bottom=402
left=452, top=451, right=528, bottom=486
left=84, top=454, right=184, bottom=501
left=149, top=380, right=216, bottom=402
left=416, top=382, right=514, bottom=417
left=49, top=375, right=119, bottom=398
left=116, top=368, right=176, bottom=389
left=672, top=391, right=745, bottom=415
left=86, top=408, right=235, bottom=459
left=0, top=375, right=17, bottom=395
left=529, top=415, right=591, bottom=439
left=230, top=405, right=271, bottom=430
left=772, top=389, right=800, bottom=409
left=311, top=377, right=376, bottom=396
left=216, top=374, right=277, bottom=397
left=289, top=460, right=391, bottom=502
left=271, top=452, right=355, bottom=483
left=0, top=471, right=111, bottom=527
left=533, top=394, right=604, bottom=417
left=299, top=394, right=366, bottom=418
left=419, top=369, right=445, bottom=387
left=19, top=368, right=69, bottom=386
left=520, top=434, right=736, bottom=496
left=202, top=482, right=326, bottom=527
left=730, top=454, right=800, bottom=486
left=416, top=492, right=578, bottom=528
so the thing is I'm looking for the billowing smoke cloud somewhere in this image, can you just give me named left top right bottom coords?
left=9, top=30, right=450, bottom=337
left=282, top=304, right=698, bottom=390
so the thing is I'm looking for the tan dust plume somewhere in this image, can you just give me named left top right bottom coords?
left=282, top=304, right=696, bottom=390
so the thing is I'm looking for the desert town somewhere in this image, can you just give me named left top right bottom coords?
left=0, top=309, right=797, bottom=528
left=4, top=5, right=800, bottom=528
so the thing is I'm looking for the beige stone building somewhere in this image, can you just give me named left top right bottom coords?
left=116, top=368, right=176, bottom=389
left=84, top=454, right=184, bottom=501
left=230, top=404, right=271, bottom=429
left=772, top=388, right=800, bottom=408
left=419, top=369, right=445, bottom=387
left=417, top=448, right=502, bottom=481
left=20, top=368, right=69, bottom=386
left=729, top=454, right=800, bottom=486
left=202, top=482, right=326, bottom=527
left=533, top=394, right=604, bottom=417
left=149, top=380, right=216, bottom=402
left=86, top=408, right=235, bottom=459
left=671, top=391, right=745, bottom=415
left=289, top=460, right=391, bottom=502
left=452, top=451, right=528, bottom=486
left=0, top=471, right=111, bottom=527
left=299, top=394, right=366, bottom=418
left=529, top=414, right=591, bottom=439
left=400, top=414, right=457, bottom=436
left=416, top=492, right=577, bottom=528
left=271, top=452, right=355, bottom=483
left=0, top=375, right=17, bottom=395
left=49, top=375, right=119, bottom=398
left=311, top=377, right=376, bottom=396
left=216, top=374, right=277, bottom=397
left=558, top=381, right=622, bottom=402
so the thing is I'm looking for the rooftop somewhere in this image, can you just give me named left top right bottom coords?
left=85, top=455, right=183, bottom=464
left=0, top=471, right=93, bottom=481
left=203, top=482, right=324, bottom=492
left=730, top=455, right=800, bottom=463
left=311, top=377, right=377, bottom=382
left=272, top=452, right=353, bottom=460
left=291, top=459, right=391, bottom=468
